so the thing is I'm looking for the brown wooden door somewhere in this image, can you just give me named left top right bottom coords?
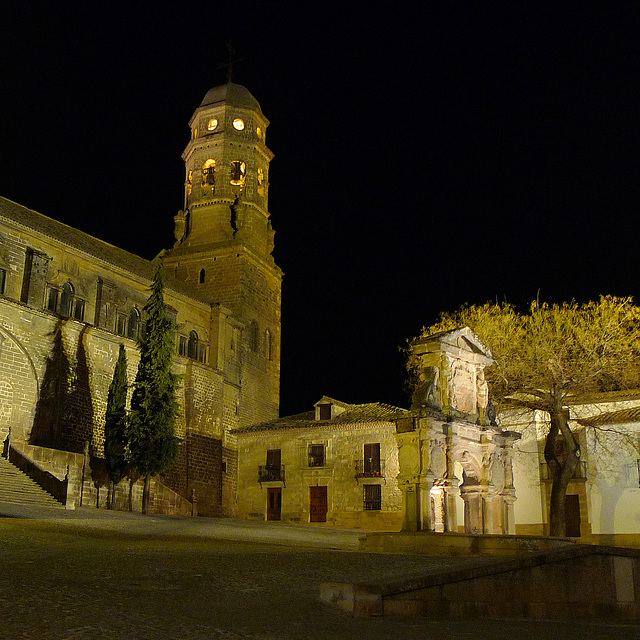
left=565, top=494, right=581, bottom=537
left=266, top=487, right=281, bottom=521
left=309, top=486, right=328, bottom=522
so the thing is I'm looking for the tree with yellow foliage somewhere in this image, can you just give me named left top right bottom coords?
left=410, top=296, right=640, bottom=537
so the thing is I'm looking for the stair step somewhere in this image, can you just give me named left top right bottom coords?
left=0, top=456, right=65, bottom=508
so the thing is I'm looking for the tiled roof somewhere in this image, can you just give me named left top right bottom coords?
left=565, top=388, right=640, bottom=405
left=234, top=402, right=408, bottom=434
left=577, top=406, right=640, bottom=427
left=0, top=196, right=207, bottom=304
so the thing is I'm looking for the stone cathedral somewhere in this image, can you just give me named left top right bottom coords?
left=0, top=82, right=281, bottom=516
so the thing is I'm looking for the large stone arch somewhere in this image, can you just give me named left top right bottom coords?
left=0, top=325, right=39, bottom=442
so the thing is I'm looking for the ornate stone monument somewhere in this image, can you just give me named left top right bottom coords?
left=396, top=327, right=519, bottom=534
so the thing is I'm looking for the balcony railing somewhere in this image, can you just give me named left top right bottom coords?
left=258, top=465, right=285, bottom=483
left=539, top=460, right=587, bottom=481
left=355, top=459, right=385, bottom=478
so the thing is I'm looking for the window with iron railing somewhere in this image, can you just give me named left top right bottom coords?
left=363, top=484, right=381, bottom=511
left=308, top=443, right=325, bottom=467
left=258, top=465, right=285, bottom=482
left=355, top=458, right=385, bottom=478
left=259, top=449, right=284, bottom=482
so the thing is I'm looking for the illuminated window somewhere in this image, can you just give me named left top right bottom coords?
left=308, top=444, right=325, bottom=467
left=202, top=159, right=216, bottom=188
left=59, top=282, right=74, bottom=317
left=207, top=118, right=218, bottom=131
left=232, top=118, right=245, bottom=131
left=192, top=128, right=198, bottom=139
left=187, top=330, right=198, bottom=359
left=230, top=160, right=246, bottom=186
left=257, top=167, right=265, bottom=196
left=256, top=126, right=262, bottom=139
left=127, top=307, right=140, bottom=340
left=363, top=484, right=382, bottom=511
left=199, top=268, right=205, bottom=284
left=186, top=170, right=193, bottom=199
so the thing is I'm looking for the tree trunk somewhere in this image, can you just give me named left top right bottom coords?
left=109, top=481, right=117, bottom=510
left=128, top=478, right=134, bottom=512
left=142, top=474, right=151, bottom=514
left=545, top=405, right=580, bottom=537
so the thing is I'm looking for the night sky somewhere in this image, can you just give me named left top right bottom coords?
left=2, top=3, right=639, bottom=416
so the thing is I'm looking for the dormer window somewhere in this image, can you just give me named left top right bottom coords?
left=318, top=404, right=331, bottom=421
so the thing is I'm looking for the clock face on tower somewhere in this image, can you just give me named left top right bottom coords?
left=232, top=118, right=245, bottom=131
left=207, top=118, right=218, bottom=131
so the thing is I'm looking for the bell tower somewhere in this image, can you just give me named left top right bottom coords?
left=162, top=82, right=282, bottom=426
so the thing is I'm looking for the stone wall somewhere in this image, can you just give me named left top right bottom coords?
left=236, top=422, right=402, bottom=529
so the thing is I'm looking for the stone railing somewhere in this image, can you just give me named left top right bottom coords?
left=7, top=443, right=70, bottom=507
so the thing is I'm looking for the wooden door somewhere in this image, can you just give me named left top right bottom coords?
left=266, top=487, right=281, bottom=521
left=565, top=494, right=581, bottom=537
left=309, top=486, right=328, bottom=522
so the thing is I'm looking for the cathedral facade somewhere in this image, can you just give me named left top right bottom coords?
left=0, top=82, right=281, bottom=516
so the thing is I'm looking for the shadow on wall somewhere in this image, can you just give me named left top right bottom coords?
left=30, top=322, right=94, bottom=453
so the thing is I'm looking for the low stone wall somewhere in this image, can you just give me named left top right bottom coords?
left=586, top=534, right=640, bottom=549
left=330, top=510, right=403, bottom=532
left=80, top=473, right=192, bottom=516
left=10, top=441, right=83, bottom=508
left=8, top=441, right=192, bottom=516
left=359, top=530, right=574, bottom=557
left=321, top=545, right=640, bottom=621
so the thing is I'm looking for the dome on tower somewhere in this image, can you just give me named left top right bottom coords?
left=199, top=82, right=262, bottom=113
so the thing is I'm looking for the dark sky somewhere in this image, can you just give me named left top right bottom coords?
left=2, top=3, right=640, bottom=416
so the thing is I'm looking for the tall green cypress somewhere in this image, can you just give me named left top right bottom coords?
left=127, top=265, right=180, bottom=514
left=104, top=343, right=128, bottom=509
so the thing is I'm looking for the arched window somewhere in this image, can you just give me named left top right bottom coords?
left=264, top=329, right=272, bottom=361
left=185, top=170, right=193, bottom=199
left=59, top=282, right=74, bottom=317
left=249, top=321, right=259, bottom=352
left=230, top=160, right=246, bottom=186
left=202, top=159, right=216, bottom=189
left=127, top=307, right=140, bottom=340
left=187, top=330, right=198, bottom=359
left=199, top=268, right=206, bottom=284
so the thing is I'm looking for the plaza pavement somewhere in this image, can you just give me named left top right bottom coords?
left=0, top=502, right=638, bottom=639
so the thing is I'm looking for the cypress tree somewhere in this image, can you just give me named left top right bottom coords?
left=127, top=265, right=180, bottom=514
left=104, top=343, right=128, bottom=509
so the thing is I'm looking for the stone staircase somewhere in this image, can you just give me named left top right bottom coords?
left=0, top=455, right=65, bottom=509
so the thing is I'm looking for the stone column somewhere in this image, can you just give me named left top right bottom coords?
left=395, top=430, right=421, bottom=532
left=442, top=478, right=459, bottom=532
left=400, top=481, right=419, bottom=532
left=418, top=474, right=434, bottom=532
left=482, top=493, right=504, bottom=534
left=459, top=485, right=483, bottom=534
left=502, top=492, right=517, bottom=535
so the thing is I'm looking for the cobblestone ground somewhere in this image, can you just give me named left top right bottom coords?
left=0, top=519, right=638, bottom=640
